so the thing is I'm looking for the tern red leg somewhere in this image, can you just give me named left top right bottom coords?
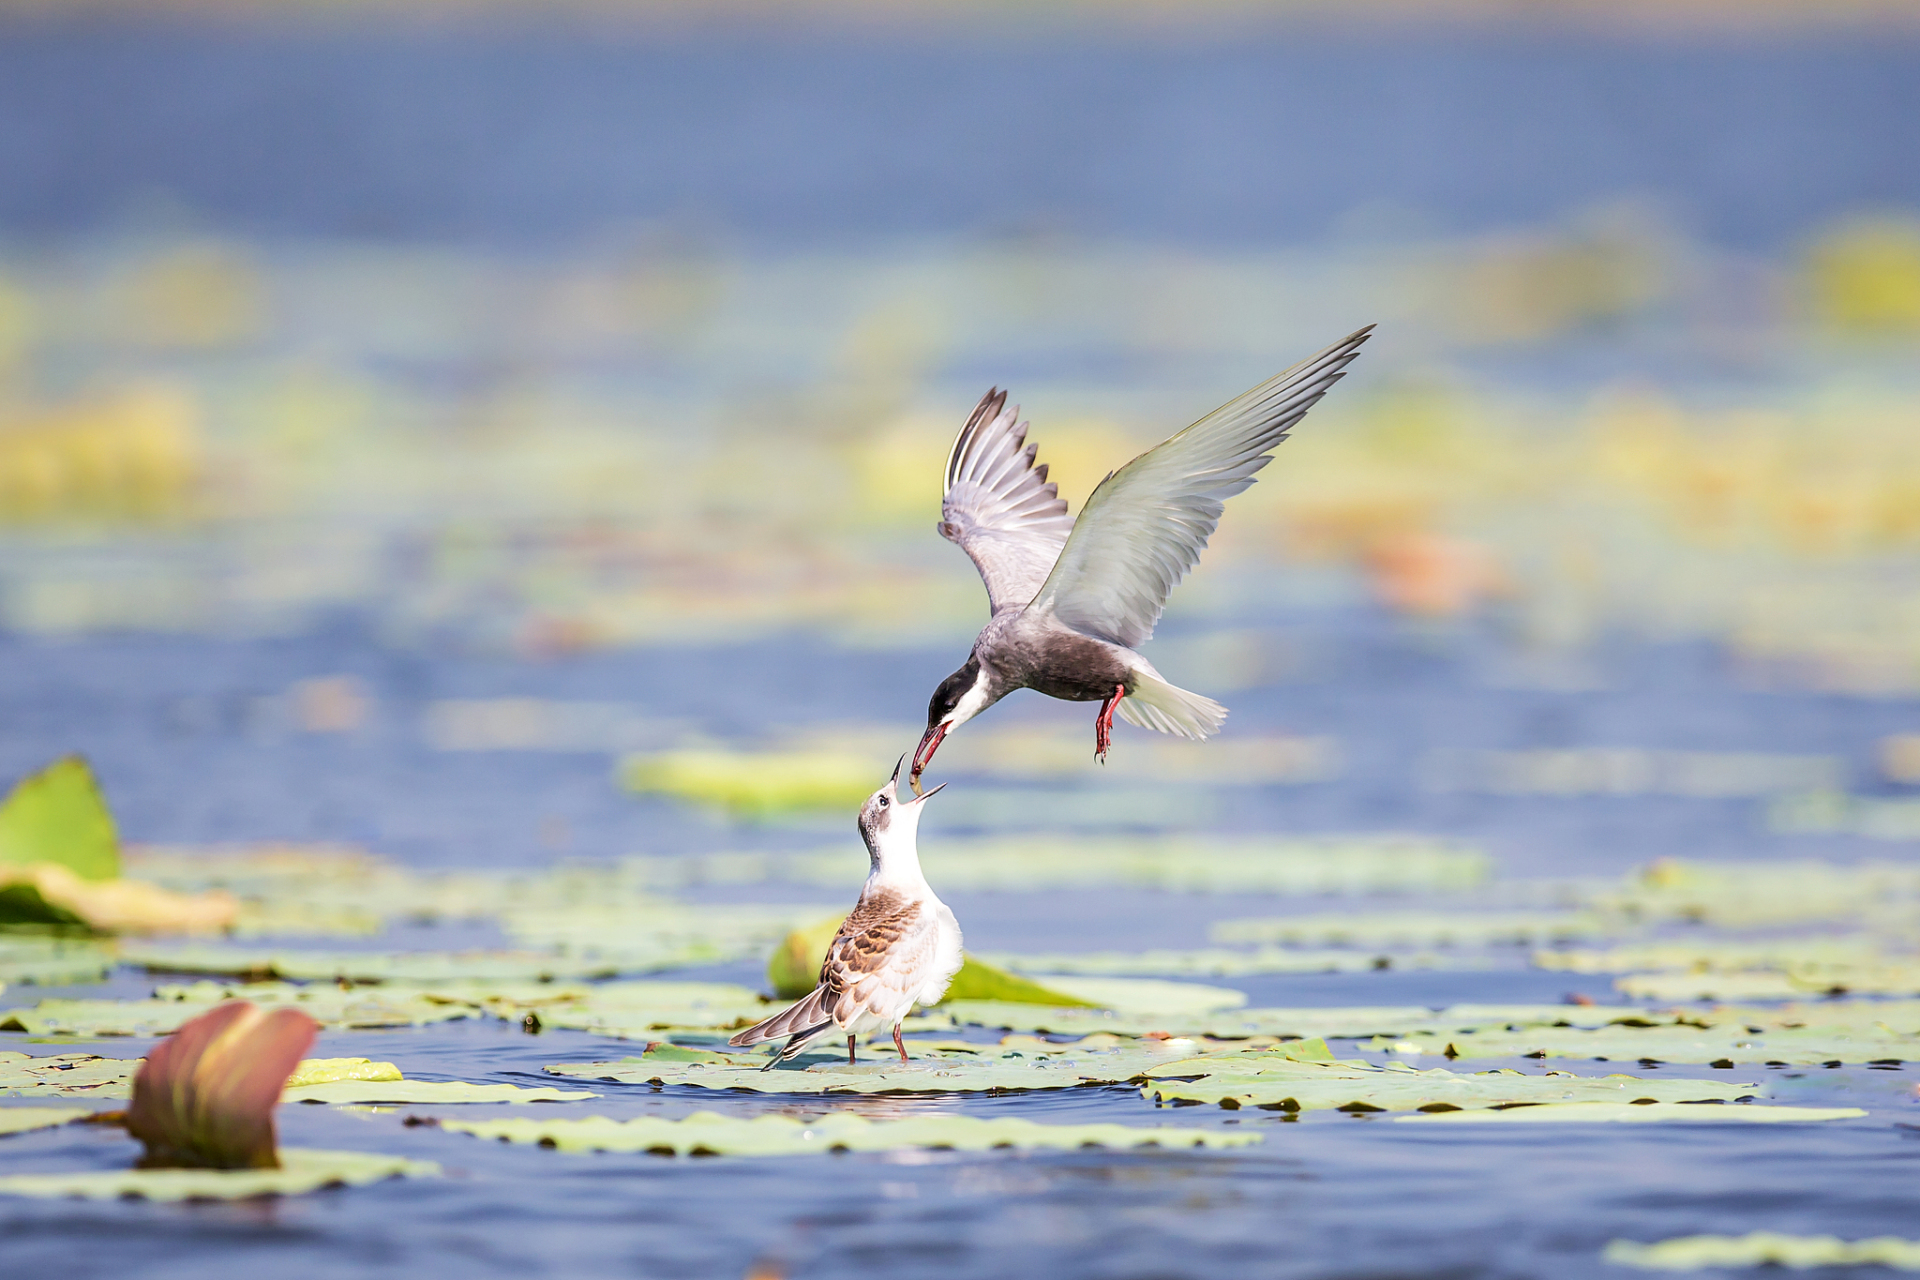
left=893, top=1024, right=910, bottom=1063
left=1094, top=684, right=1126, bottom=762
left=847, top=1034, right=856, bottom=1066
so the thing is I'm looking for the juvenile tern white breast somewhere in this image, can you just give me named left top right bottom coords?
left=729, top=763, right=962, bottom=1066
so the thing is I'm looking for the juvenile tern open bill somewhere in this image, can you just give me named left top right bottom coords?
left=729, top=759, right=963, bottom=1067
left=910, top=325, right=1374, bottom=792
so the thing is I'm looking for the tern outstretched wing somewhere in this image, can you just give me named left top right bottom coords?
left=1029, top=326, right=1373, bottom=649
left=938, top=389, right=1076, bottom=615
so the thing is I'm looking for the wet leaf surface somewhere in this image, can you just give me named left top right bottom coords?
left=0, top=1105, right=92, bottom=1135
left=0, top=1148, right=438, bottom=1201
left=435, top=1110, right=1262, bottom=1156
left=1604, top=1233, right=1920, bottom=1271
left=1395, top=1102, right=1865, bottom=1124
left=1139, top=1052, right=1756, bottom=1111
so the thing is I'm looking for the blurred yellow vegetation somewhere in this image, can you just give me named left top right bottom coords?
left=1806, top=216, right=1920, bottom=332
left=0, top=385, right=202, bottom=523
left=110, top=244, right=264, bottom=349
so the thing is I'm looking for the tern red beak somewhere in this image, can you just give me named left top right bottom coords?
left=909, top=722, right=949, bottom=795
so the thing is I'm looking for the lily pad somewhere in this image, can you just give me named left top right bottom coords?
left=1138, top=1052, right=1755, bottom=1111
left=901, top=835, right=1492, bottom=895
left=1374, top=1021, right=1919, bottom=1065
left=0, top=1106, right=91, bottom=1135
left=0, top=936, right=114, bottom=987
left=547, top=1038, right=1225, bottom=1094
left=1, top=983, right=483, bottom=1036
left=1211, top=911, right=1612, bottom=948
left=1395, top=1102, right=1865, bottom=1124
left=437, top=1109, right=1260, bottom=1155
left=125, top=945, right=631, bottom=984
left=1616, top=965, right=1920, bottom=1001
left=939, top=1000, right=1628, bottom=1039
left=1604, top=1233, right=1920, bottom=1272
left=982, top=948, right=1434, bottom=977
left=0, top=1051, right=142, bottom=1097
left=1534, top=937, right=1898, bottom=975
left=283, top=1058, right=403, bottom=1087
left=0, top=1148, right=437, bottom=1201
left=619, top=749, right=876, bottom=818
left=284, top=1079, right=597, bottom=1105
left=0, top=757, right=119, bottom=882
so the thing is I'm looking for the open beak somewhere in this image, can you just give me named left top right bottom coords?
left=909, top=722, right=948, bottom=796
left=909, top=781, right=947, bottom=803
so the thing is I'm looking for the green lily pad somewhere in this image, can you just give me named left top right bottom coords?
left=1395, top=1102, right=1865, bottom=1124
left=897, top=835, right=1492, bottom=895
left=0, top=1051, right=141, bottom=1097
left=1617, top=965, right=1920, bottom=1001
left=0, top=757, right=119, bottom=883
left=1373, top=1021, right=1919, bottom=1065
left=1534, top=937, right=1898, bottom=975
left=1599, top=859, right=1920, bottom=930
left=0, top=1148, right=437, bottom=1201
left=284, top=1079, right=597, bottom=1104
left=547, top=1038, right=1227, bottom=1094
left=0, top=1106, right=92, bottom=1135
left=1138, top=1053, right=1755, bottom=1111
left=619, top=749, right=876, bottom=818
left=939, top=1000, right=1628, bottom=1039
left=1, top=984, right=482, bottom=1037
left=1604, top=1233, right=1920, bottom=1272
left=1211, top=911, right=1613, bottom=948
left=284, top=1058, right=403, bottom=1087
left=437, top=1110, right=1261, bottom=1156
left=0, top=937, right=114, bottom=987
left=939, top=957, right=1099, bottom=1006
left=981, top=948, right=1438, bottom=977
left=124, top=945, right=631, bottom=984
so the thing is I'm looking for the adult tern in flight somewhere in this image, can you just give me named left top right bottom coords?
left=729, top=762, right=962, bottom=1066
left=910, top=325, right=1372, bottom=792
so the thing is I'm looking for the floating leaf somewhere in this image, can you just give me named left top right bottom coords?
left=1, top=984, right=482, bottom=1036
left=982, top=948, right=1434, bottom=977
left=0, top=1051, right=140, bottom=1097
left=1139, top=1053, right=1754, bottom=1111
left=285, top=1079, right=596, bottom=1104
left=1375, top=1022, right=1918, bottom=1065
left=0, top=864, right=235, bottom=935
left=437, top=1110, right=1260, bottom=1156
left=0, top=1106, right=91, bottom=1135
left=619, top=749, right=875, bottom=818
left=0, top=1148, right=437, bottom=1201
left=283, top=1058, right=402, bottom=1087
left=940, top=957, right=1098, bottom=1006
left=0, top=757, right=119, bottom=882
left=940, top=1000, right=1626, bottom=1039
left=1604, top=1233, right=1920, bottom=1272
left=1617, top=965, right=1920, bottom=1001
left=127, top=1001, right=317, bottom=1169
left=1212, top=911, right=1612, bottom=948
left=547, top=1038, right=1217, bottom=1095
left=125, top=945, right=632, bottom=984
left=1395, top=1102, right=1865, bottom=1124
left=1534, top=937, right=1897, bottom=975
left=0, top=936, right=114, bottom=986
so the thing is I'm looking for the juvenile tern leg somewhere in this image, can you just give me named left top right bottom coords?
left=847, top=1034, right=857, bottom=1066
left=893, top=1024, right=910, bottom=1063
left=1094, top=684, right=1126, bottom=762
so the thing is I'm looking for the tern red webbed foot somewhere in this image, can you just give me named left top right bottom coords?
left=1094, top=684, right=1126, bottom=763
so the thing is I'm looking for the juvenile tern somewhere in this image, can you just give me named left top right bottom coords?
left=729, top=761, right=962, bottom=1067
left=910, top=325, right=1373, bottom=790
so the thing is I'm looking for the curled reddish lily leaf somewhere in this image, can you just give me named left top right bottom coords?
left=126, top=1000, right=318, bottom=1169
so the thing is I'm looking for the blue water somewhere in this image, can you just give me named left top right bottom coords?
left=3, top=614, right=1919, bottom=1277
left=1, top=18, right=1917, bottom=248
